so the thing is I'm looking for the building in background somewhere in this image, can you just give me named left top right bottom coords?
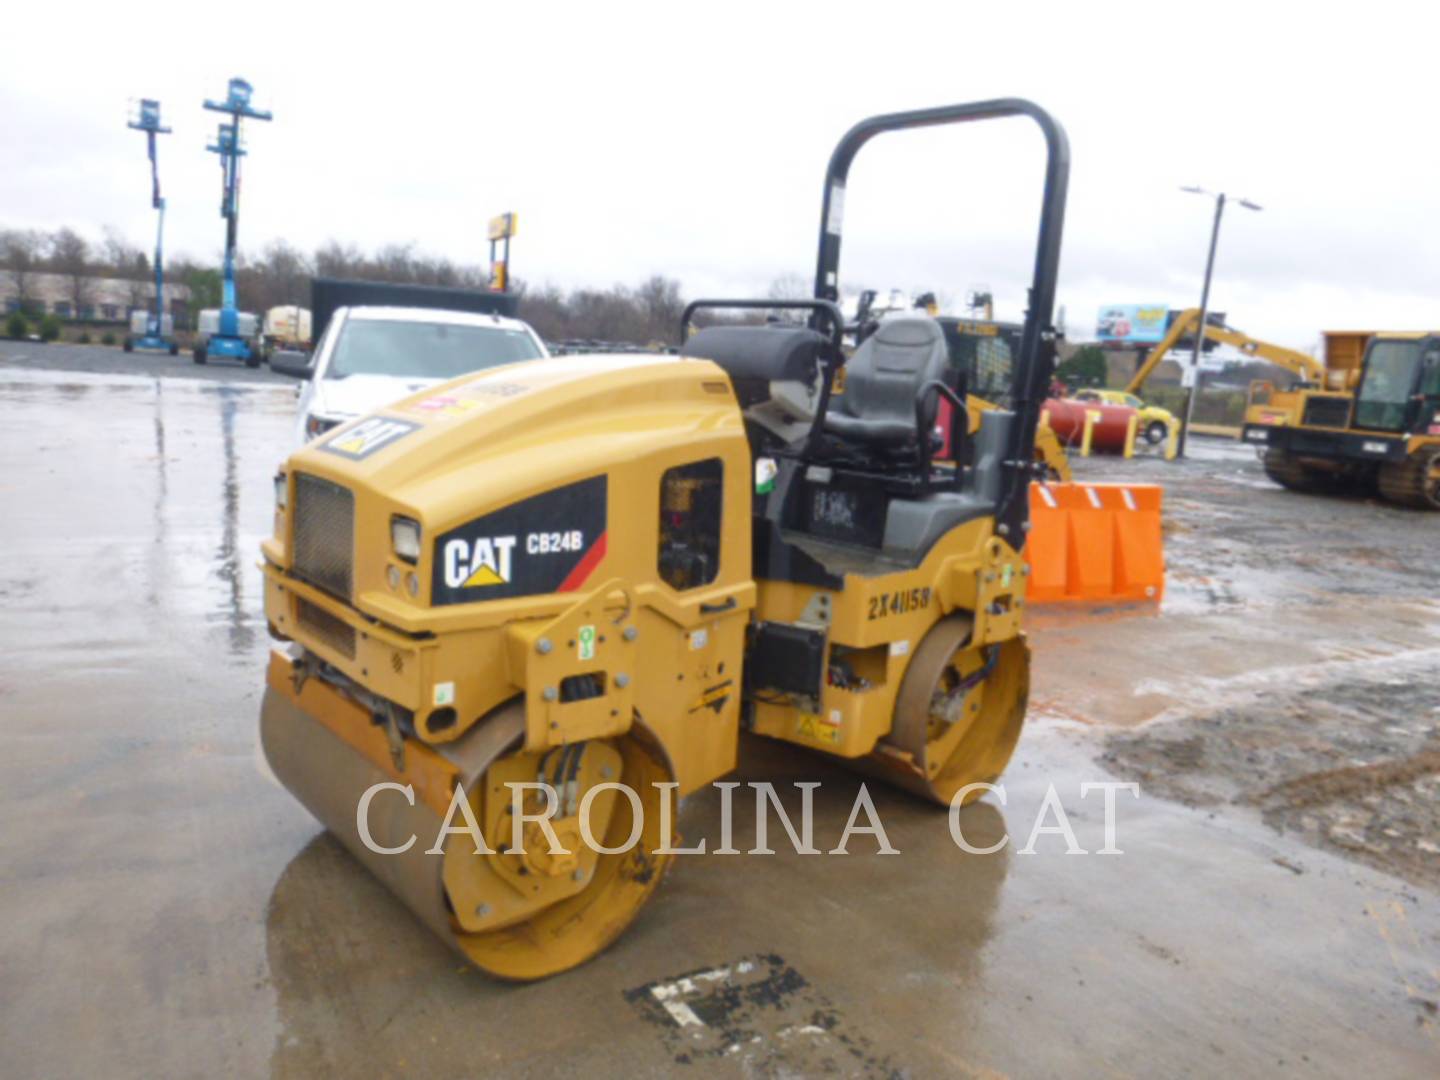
left=0, top=271, right=191, bottom=325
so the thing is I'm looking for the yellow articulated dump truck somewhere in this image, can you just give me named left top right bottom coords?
left=259, top=98, right=1070, bottom=979
left=1244, top=330, right=1440, bottom=507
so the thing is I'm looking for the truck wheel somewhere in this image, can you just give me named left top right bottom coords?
left=168, top=342, right=179, bottom=356
left=193, top=345, right=207, bottom=365
left=245, top=354, right=261, bottom=369
left=1377, top=445, right=1440, bottom=509
left=1144, top=420, right=1168, bottom=445
left=1262, top=448, right=1352, bottom=495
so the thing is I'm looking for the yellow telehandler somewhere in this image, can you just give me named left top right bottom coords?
left=259, top=99, right=1070, bottom=979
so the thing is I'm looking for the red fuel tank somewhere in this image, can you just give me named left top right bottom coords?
left=1042, top=397, right=1136, bottom=452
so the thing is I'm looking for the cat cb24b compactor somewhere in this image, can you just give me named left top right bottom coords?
left=259, top=99, right=1069, bottom=979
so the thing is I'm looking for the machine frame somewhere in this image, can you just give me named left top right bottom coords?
left=257, top=97, right=1072, bottom=980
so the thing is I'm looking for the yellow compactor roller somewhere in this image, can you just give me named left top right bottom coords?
left=259, top=99, right=1070, bottom=979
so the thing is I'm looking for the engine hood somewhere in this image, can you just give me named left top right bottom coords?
left=279, top=352, right=745, bottom=611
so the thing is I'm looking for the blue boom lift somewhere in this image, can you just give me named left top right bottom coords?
left=196, top=77, right=272, bottom=367
left=124, top=99, right=178, bottom=355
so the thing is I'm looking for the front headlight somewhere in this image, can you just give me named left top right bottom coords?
left=391, top=516, right=421, bottom=563
left=274, top=472, right=287, bottom=511
left=305, top=413, right=340, bottom=439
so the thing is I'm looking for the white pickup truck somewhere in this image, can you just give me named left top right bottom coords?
left=272, top=305, right=549, bottom=444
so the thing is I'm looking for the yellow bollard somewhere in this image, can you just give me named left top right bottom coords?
left=1165, top=419, right=1179, bottom=461
left=1080, top=409, right=1102, bottom=457
left=1123, top=413, right=1139, bottom=459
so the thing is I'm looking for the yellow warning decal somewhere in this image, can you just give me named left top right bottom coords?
left=320, top=416, right=420, bottom=460
left=796, top=713, right=841, bottom=745
left=688, top=680, right=733, bottom=714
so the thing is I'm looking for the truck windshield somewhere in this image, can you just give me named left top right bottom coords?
left=1355, top=340, right=1422, bottom=430
left=325, top=319, right=542, bottom=381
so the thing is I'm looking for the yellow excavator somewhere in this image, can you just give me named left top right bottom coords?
left=1244, top=330, right=1440, bottom=507
left=1124, top=306, right=1324, bottom=399
left=258, top=98, right=1071, bottom=979
left=1243, top=329, right=1369, bottom=429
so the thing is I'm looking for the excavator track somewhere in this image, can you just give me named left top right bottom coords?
left=1262, top=448, right=1358, bottom=496
left=1377, top=445, right=1440, bottom=509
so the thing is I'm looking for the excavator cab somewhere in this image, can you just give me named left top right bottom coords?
left=1352, top=336, right=1440, bottom=432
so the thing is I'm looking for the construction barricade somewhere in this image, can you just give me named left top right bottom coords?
left=1025, top=482, right=1165, bottom=604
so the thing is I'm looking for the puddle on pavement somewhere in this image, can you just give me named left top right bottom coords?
left=0, top=371, right=294, bottom=685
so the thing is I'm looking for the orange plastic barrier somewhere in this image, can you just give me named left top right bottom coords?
left=1025, top=482, right=1164, bottom=604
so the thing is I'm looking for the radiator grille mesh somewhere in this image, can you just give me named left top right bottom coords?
left=292, top=473, right=354, bottom=600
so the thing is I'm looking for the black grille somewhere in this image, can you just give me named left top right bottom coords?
left=293, top=473, right=354, bottom=599
left=1302, top=395, right=1351, bottom=429
left=295, top=597, right=356, bottom=659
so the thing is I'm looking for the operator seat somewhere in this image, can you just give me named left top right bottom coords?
left=824, top=316, right=952, bottom=444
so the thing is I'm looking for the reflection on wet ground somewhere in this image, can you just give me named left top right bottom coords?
left=1, top=367, right=1437, bottom=1078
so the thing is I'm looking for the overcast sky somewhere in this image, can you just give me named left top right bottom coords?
left=4, top=1, right=1438, bottom=349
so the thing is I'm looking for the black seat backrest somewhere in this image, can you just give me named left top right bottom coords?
left=824, top=316, right=951, bottom=444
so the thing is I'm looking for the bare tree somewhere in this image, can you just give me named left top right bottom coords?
left=455, top=263, right=490, bottom=290
left=516, top=282, right=568, bottom=342
left=125, top=273, right=150, bottom=312
left=247, top=239, right=312, bottom=310
left=0, top=229, right=47, bottom=314
left=634, top=275, right=685, bottom=345
left=765, top=272, right=812, bottom=323
left=314, top=240, right=365, bottom=279
left=101, top=226, right=144, bottom=275
left=373, top=242, right=419, bottom=283
left=100, top=227, right=150, bottom=315
left=12, top=223, right=705, bottom=347
left=49, top=228, right=94, bottom=317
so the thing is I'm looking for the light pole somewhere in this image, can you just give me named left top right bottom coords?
left=1175, top=186, right=1262, bottom=456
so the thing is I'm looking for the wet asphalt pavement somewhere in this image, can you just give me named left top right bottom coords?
left=0, top=342, right=1436, bottom=1078
left=0, top=338, right=297, bottom=385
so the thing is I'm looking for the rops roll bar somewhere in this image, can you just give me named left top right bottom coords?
left=811, top=98, right=1069, bottom=540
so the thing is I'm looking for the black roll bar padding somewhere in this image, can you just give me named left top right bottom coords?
left=679, top=298, right=845, bottom=352
left=679, top=298, right=848, bottom=459
left=915, top=380, right=969, bottom=491
left=811, top=98, right=1070, bottom=539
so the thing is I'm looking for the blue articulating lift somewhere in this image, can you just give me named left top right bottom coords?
left=197, top=77, right=272, bottom=367
left=125, top=99, right=178, bottom=355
